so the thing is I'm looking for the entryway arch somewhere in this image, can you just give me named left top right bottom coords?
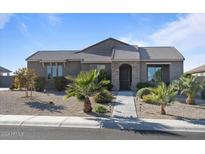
left=119, top=64, right=132, bottom=90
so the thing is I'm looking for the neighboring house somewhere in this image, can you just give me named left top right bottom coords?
left=186, top=64, right=205, bottom=82
left=186, top=64, right=205, bottom=77
left=26, top=38, right=184, bottom=90
left=0, top=66, right=12, bottom=87
left=0, top=66, right=11, bottom=76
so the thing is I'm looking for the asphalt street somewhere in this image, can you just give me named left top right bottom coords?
left=0, top=125, right=205, bottom=140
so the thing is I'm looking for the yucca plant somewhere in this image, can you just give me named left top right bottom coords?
left=179, top=75, right=205, bottom=105
left=151, top=82, right=177, bottom=115
left=65, top=70, right=110, bottom=113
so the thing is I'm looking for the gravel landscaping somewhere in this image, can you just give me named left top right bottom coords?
left=135, top=96, right=205, bottom=120
left=0, top=90, right=115, bottom=117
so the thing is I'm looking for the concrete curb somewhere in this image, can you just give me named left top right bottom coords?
left=0, top=115, right=205, bottom=132
left=0, top=115, right=100, bottom=128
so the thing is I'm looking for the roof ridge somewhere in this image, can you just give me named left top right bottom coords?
left=140, top=46, right=175, bottom=48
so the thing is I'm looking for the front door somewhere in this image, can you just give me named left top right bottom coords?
left=119, top=64, right=132, bottom=90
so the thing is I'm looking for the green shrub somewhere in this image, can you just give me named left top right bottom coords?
left=95, top=105, right=107, bottom=113
left=97, top=69, right=112, bottom=90
left=142, top=94, right=159, bottom=104
left=94, top=90, right=113, bottom=104
left=136, top=82, right=155, bottom=90
left=34, top=77, right=45, bottom=92
left=77, top=93, right=85, bottom=101
left=201, top=88, right=205, bottom=100
left=54, top=77, right=67, bottom=91
left=136, top=87, right=151, bottom=99
left=10, top=80, right=16, bottom=90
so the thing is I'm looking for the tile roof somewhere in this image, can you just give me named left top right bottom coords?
left=26, top=38, right=184, bottom=62
left=139, top=47, right=185, bottom=60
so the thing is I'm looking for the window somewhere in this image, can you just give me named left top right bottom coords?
left=47, top=65, right=52, bottom=79
left=147, top=66, right=162, bottom=82
left=46, top=63, right=63, bottom=79
left=58, top=65, right=63, bottom=77
left=96, top=65, right=105, bottom=70
left=52, top=65, right=57, bottom=77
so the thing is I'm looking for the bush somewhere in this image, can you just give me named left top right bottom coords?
left=10, top=79, right=16, bottom=90
left=201, top=88, right=205, bottom=100
left=136, top=87, right=151, bottom=99
left=136, top=82, right=155, bottom=90
left=95, top=105, right=107, bottom=113
left=54, top=77, right=67, bottom=91
left=77, top=93, right=85, bottom=101
left=94, top=90, right=113, bottom=104
left=34, top=77, right=45, bottom=92
left=142, top=94, right=159, bottom=104
left=97, top=69, right=112, bottom=90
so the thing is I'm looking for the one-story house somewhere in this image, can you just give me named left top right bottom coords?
left=26, top=38, right=184, bottom=90
left=186, top=64, right=205, bottom=82
left=0, top=66, right=12, bottom=87
left=0, top=66, right=11, bottom=76
left=186, top=64, right=205, bottom=77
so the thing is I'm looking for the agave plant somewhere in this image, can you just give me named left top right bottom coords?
left=151, top=82, right=177, bottom=115
left=179, top=75, right=205, bottom=105
left=65, top=70, right=110, bottom=113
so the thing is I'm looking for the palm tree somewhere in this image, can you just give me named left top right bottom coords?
left=65, top=70, right=109, bottom=113
left=179, top=75, right=205, bottom=105
left=151, top=82, right=177, bottom=115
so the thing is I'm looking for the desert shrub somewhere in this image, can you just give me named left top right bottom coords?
left=142, top=94, right=159, bottom=105
left=94, top=90, right=113, bottom=104
left=95, top=105, right=107, bottom=113
left=34, top=77, right=45, bottom=92
left=54, top=77, right=67, bottom=91
left=201, top=88, right=205, bottom=100
left=136, top=82, right=155, bottom=90
left=136, top=87, right=151, bottom=99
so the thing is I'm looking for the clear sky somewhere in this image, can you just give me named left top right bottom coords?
left=0, top=13, right=205, bottom=72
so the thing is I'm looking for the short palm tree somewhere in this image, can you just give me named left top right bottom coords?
left=151, top=82, right=177, bottom=115
left=65, top=70, right=109, bottom=113
left=179, top=75, right=205, bottom=105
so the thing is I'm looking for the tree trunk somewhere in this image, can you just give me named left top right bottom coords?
left=30, top=86, right=33, bottom=98
left=25, top=89, right=28, bottom=97
left=160, top=104, right=166, bottom=115
left=83, top=97, right=92, bottom=113
left=186, top=95, right=195, bottom=105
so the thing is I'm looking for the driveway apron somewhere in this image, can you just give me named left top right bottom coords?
left=112, top=91, right=137, bottom=118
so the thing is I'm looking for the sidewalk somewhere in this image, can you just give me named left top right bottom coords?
left=0, top=114, right=205, bottom=132
left=112, top=91, right=137, bottom=118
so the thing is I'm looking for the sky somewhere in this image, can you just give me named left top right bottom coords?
left=0, top=13, right=205, bottom=72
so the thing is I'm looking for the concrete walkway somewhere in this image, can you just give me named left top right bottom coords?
left=112, top=91, right=137, bottom=118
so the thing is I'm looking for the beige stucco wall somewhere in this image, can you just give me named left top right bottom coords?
left=81, top=63, right=111, bottom=78
left=111, top=61, right=140, bottom=90
left=64, top=61, right=81, bottom=77
left=27, top=61, right=46, bottom=77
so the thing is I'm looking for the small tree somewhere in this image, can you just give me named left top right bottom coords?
left=151, top=82, right=177, bottom=115
left=14, top=68, right=37, bottom=97
left=179, top=75, right=205, bottom=105
left=65, top=70, right=109, bottom=113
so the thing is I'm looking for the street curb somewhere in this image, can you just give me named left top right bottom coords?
left=0, top=115, right=205, bottom=132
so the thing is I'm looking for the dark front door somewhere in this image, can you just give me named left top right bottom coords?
left=119, top=64, right=132, bottom=90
